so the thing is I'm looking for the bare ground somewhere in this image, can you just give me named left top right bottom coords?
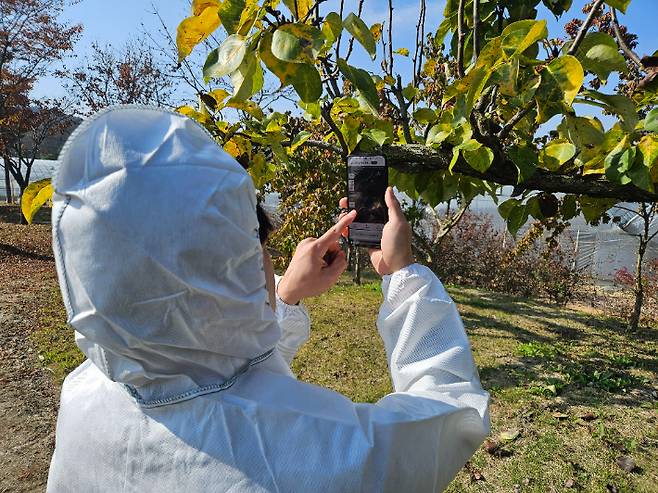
left=0, top=221, right=60, bottom=493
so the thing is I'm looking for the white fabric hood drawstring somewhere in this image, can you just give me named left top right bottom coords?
left=52, top=106, right=289, bottom=406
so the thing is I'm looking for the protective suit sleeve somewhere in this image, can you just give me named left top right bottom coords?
left=274, top=274, right=311, bottom=366
left=369, top=263, right=490, bottom=490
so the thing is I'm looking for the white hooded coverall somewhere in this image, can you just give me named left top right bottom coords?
left=47, top=106, right=490, bottom=492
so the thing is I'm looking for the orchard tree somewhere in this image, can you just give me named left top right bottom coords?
left=60, top=39, right=175, bottom=115
left=0, top=0, right=81, bottom=213
left=173, top=0, right=658, bottom=240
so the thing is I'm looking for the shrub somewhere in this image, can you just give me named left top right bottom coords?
left=414, top=211, right=583, bottom=304
left=612, top=259, right=658, bottom=324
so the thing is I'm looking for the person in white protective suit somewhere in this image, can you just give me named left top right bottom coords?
left=47, top=106, right=490, bottom=492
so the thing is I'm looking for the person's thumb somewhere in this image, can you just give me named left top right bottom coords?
left=384, top=187, right=404, bottom=222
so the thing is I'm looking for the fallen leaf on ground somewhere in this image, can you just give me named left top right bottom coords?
left=499, top=429, right=520, bottom=442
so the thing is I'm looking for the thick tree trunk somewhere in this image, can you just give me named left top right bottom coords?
left=628, top=239, right=647, bottom=332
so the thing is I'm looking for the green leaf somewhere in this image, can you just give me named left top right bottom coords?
left=604, top=136, right=635, bottom=185
left=508, top=144, right=538, bottom=183
left=402, top=83, right=418, bottom=102
left=542, top=0, right=573, bottom=16
left=298, top=100, right=321, bottom=120
left=463, top=145, right=494, bottom=173
left=230, top=53, right=264, bottom=100
left=271, top=23, right=325, bottom=64
left=394, top=48, right=410, bottom=56
left=21, top=179, right=53, bottom=224
left=289, top=64, right=322, bottom=103
left=557, top=115, right=605, bottom=148
left=343, top=13, right=377, bottom=60
left=579, top=196, right=617, bottom=223
left=540, top=140, right=576, bottom=171
left=501, top=20, right=548, bottom=58
left=645, top=108, right=658, bottom=132
left=604, top=0, right=630, bottom=13
left=337, top=58, right=379, bottom=114
left=578, top=90, right=639, bottom=132
left=535, top=55, right=584, bottom=123
left=492, top=57, right=520, bottom=96
left=290, top=130, right=312, bottom=151
left=412, top=108, right=438, bottom=124
left=498, top=198, right=521, bottom=219
left=322, top=12, right=343, bottom=47
left=203, top=34, right=247, bottom=81
left=218, top=0, right=246, bottom=34
left=259, top=32, right=322, bottom=103
left=507, top=204, right=529, bottom=237
left=565, top=32, right=627, bottom=82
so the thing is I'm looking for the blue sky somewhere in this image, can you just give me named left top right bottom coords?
left=35, top=0, right=658, bottom=116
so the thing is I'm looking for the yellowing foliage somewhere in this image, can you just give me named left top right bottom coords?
left=177, top=6, right=221, bottom=62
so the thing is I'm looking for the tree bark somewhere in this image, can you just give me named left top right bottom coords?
left=301, top=141, right=658, bottom=202
left=381, top=144, right=658, bottom=202
left=628, top=238, right=647, bottom=332
left=3, top=160, right=13, bottom=204
left=353, top=246, right=362, bottom=285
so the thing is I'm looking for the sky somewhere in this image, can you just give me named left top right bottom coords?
left=34, top=0, right=658, bottom=120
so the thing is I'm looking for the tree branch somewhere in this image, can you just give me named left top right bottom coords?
left=382, top=143, right=658, bottom=202
left=496, top=100, right=534, bottom=140
left=392, top=75, right=413, bottom=143
left=320, top=104, right=349, bottom=156
left=456, top=0, right=466, bottom=78
left=610, top=7, right=643, bottom=69
left=472, top=0, right=481, bottom=62
left=567, top=0, right=605, bottom=56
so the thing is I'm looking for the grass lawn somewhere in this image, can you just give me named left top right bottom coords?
left=28, top=267, right=658, bottom=492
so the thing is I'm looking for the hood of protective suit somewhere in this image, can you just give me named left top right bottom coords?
left=52, top=105, right=281, bottom=406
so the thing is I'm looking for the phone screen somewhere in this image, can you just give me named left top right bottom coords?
left=347, top=155, right=388, bottom=247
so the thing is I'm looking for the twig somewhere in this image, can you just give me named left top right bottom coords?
left=387, top=0, right=394, bottom=77
left=456, top=0, right=466, bottom=78
left=321, top=103, right=349, bottom=156
left=412, top=0, right=426, bottom=86
left=393, top=75, right=413, bottom=143
left=567, top=0, right=605, bottom=56
left=344, top=0, right=365, bottom=62
left=496, top=100, right=534, bottom=140
left=472, top=0, right=480, bottom=61
left=610, top=7, right=643, bottom=69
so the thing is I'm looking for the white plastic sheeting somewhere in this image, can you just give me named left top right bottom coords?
left=0, top=158, right=58, bottom=200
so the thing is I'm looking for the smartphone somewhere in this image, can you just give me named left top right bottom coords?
left=347, top=155, right=388, bottom=248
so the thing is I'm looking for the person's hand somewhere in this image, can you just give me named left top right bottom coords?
left=368, top=187, right=414, bottom=276
left=277, top=210, right=357, bottom=304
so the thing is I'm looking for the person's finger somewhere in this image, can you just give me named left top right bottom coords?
left=339, top=197, right=348, bottom=209
left=318, top=210, right=356, bottom=247
left=384, top=187, right=405, bottom=222
left=323, top=249, right=347, bottom=278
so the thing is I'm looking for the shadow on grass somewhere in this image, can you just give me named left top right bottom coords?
left=451, top=287, right=658, bottom=411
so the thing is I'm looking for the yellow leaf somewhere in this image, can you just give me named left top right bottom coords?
left=282, top=0, right=313, bottom=20
left=177, top=105, right=210, bottom=124
left=370, top=23, right=383, bottom=42
left=21, top=179, right=53, bottom=224
left=192, top=0, right=220, bottom=16
left=176, top=7, right=221, bottom=62
left=224, top=135, right=252, bottom=159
